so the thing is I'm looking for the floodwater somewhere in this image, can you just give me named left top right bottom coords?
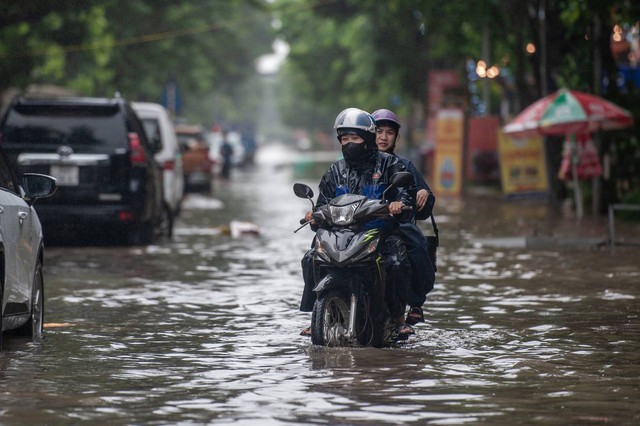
left=1, top=145, right=639, bottom=425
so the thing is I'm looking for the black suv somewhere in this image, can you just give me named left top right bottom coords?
left=0, top=96, right=170, bottom=244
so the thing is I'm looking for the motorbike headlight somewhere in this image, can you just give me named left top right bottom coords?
left=329, top=203, right=357, bottom=225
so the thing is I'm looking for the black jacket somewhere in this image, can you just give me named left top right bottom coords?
left=316, top=151, right=411, bottom=213
left=394, top=154, right=435, bottom=221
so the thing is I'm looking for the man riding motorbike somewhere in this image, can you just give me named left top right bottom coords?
left=372, top=108, right=436, bottom=326
left=299, top=107, right=415, bottom=338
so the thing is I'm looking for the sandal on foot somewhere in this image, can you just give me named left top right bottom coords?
left=406, top=307, right=425, bottom=326
left=395, top=323, right=415, bottom=337
left=300, top=327, right=311, bottom=337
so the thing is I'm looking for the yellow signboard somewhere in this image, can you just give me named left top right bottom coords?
left=498, top=131, right=549, bottom=197
left=433, top=109, right=464, bottom=196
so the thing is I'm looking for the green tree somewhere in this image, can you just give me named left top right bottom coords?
left=275, top=0, right=640, bottom=206
left=0, top=0, right=274, bottom=126
left=274, top=0, right=509, bottom=139
left=0, top=2, right=114, bottom=94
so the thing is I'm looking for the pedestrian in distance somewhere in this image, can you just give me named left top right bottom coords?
left=220, top=131, right=234, bottom=179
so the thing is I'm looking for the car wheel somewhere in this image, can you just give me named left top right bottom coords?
left=128, top=222, right=153, bottom=245
left=16, top=259, right=44, bottom=340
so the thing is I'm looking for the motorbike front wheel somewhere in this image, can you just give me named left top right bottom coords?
left=355, top=295, right=387, bottom=348
left=311, top=290, right=351, bottom=346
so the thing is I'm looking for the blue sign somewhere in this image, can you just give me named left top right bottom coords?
left=161, top=80, right=182, bottom=114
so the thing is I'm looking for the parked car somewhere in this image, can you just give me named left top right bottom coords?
left=0, top=145, right=57, bottom=348
left=132, top=102, right=184, bottom=226
left=175, top=124, right=214, bottom=192
left=0, top=96, right=171, bottom=245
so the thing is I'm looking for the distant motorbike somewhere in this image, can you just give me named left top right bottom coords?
left=294, top=172, right=414, bottom=348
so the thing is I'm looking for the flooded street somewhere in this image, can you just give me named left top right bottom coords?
left=1, top=146, right=639, bottom=425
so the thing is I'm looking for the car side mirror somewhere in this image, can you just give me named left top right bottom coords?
left=22, top=173, right=57, bottom=205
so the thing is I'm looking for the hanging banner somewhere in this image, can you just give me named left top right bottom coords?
left=426, top=71, right=460, bottom=144
left=433, top=109, right=464, bottom=196
left=498, top=131, right=549, bottom=197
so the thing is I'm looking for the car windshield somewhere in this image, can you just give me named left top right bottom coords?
left=2, top=104, right=127, bottom=149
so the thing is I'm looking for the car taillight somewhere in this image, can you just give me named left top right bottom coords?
left=163, top=160, right=175, bottom=171
left=128, top=132, right=146, bottom=165
left=118, top=211, right=135, bottom=222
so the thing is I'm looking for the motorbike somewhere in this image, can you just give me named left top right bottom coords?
left=293, top=171, right=414, bottom=348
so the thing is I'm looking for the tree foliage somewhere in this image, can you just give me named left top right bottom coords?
left=275, top=0, right=637, bottom=122
left=274, top=0, right=517, bottom=135
left=274, top=0, right=640, bottom=203
left=0, top=0, right=273, bottom=126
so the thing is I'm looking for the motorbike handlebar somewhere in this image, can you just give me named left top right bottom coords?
left=294, top=218, right=313, bottom=233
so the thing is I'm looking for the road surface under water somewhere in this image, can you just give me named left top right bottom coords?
left=0, top=145, right=638, bottom=425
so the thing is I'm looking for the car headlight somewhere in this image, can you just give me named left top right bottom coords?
left=329, top=203, right=357, bottom=225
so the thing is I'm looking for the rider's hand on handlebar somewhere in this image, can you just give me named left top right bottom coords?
left=388, top=201, right=406, bottom=215
left=304, top=211, right=314, bottom=223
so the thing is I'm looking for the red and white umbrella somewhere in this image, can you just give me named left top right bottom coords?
left=503, top=88, right=633, bottom=138
left=503, top=88, right=634, bottom=218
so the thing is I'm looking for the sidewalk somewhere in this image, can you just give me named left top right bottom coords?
left=439, top=188, right=640, bottom=250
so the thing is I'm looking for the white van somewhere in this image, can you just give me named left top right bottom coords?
left=133, top=102, right=185, bottom=220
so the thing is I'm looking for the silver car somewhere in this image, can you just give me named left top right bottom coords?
left=0, top=147, right=56, bottom=349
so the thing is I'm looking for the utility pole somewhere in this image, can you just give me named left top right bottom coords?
left=593, top=14, right=603, bottom=216
left=539, top=0, right=547, bottom=96
left=482, top=24, right=490, bottom=114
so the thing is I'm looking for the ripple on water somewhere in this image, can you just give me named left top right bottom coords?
left=7, top=166, right=637, bottom=425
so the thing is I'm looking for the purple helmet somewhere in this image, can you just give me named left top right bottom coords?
left=372, top=109, right=401, bottom=130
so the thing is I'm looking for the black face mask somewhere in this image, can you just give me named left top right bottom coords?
left=342, top=142, right=367, bottom=163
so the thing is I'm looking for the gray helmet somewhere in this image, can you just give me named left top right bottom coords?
left=333, top=108, right=376, bottom=146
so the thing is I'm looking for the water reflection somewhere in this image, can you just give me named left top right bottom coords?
left=0, top=146, right=638, bottom=424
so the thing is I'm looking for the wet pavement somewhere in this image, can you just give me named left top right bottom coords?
left=0, top=144, right=639, bottom=425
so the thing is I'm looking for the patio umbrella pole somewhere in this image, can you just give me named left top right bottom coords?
left=570, top=133, right=584, bottom=219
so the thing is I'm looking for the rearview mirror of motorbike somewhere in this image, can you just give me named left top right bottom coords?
left=382, top=171, right=415, bottom=200
left=293, top=183, right=314, bottom=200
left=389, top=171, right=414, bottom=188
left=293, top=182, right=316, bottom=213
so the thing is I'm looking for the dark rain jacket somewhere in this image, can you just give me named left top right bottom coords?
left=300, top=149, right=412, bottom=313
left=390, top=153, right=437, bottom=307
left=394, top=154, right=435, bottom=221
left=315, top=151, right=411, bottom=231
